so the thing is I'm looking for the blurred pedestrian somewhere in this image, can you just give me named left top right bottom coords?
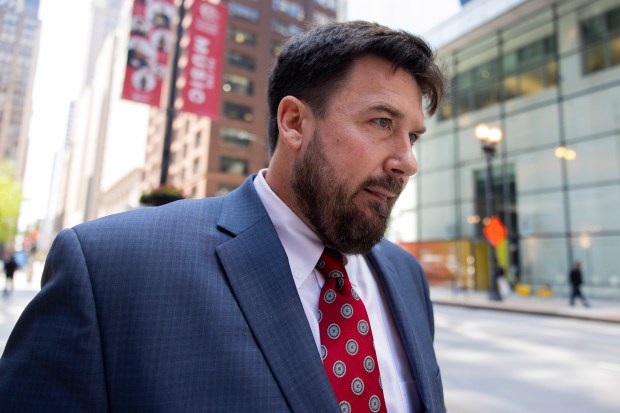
left=0, top=21, right=447, bottom=412
left=569, top=261, right=590, bottom=307
left=2, top=252, right=17, bottom=294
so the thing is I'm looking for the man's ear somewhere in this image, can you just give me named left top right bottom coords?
left=277, top=96, right=311, bottom=151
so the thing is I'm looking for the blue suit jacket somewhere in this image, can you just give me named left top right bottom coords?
left=0, top=176, right=445, bottom=412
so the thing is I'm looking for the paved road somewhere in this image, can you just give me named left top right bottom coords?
left=435, top=305, right=620, bottom=413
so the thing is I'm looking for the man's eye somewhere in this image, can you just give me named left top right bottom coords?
left=409, top=134, right=419, bottom=146
left=373, top=118, right=390, bottom=128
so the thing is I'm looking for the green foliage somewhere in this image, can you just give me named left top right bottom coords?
left=139, top=184, right=184, bottom=206
left=0, top=162, right=23, bottom=244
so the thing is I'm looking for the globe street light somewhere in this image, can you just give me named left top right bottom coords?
left=476, top=123, right=503, bottom=301
left=555, top=146, right=576, bottom=160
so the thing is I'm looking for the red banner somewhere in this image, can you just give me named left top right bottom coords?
left=121, top=0, right=175, bottom=107
left=179, top=1, right=228, bottom=119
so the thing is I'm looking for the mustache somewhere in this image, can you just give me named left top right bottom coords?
left=357, top=175, right=404, bottom=197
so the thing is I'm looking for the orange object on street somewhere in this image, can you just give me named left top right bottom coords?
left=483, top=216, right=507, bottom=247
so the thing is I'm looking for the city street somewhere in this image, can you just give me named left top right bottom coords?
left=435, top=305, right=620, bottom=413
left=0, top=262, right=42, bottom=355
left=3, top=268, right=620, bottom=413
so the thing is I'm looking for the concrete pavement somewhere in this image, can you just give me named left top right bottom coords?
left=430, top=286, right=620, bottom=324
left=0, top=262, right=42, bottom=354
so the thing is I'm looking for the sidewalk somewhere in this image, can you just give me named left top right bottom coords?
left=0, top=262, right=43, bottom=354
left=430, top=286, right=620, bottom=324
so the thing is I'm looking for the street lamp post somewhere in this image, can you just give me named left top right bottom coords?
left=475, top=124, right=503, bottom=301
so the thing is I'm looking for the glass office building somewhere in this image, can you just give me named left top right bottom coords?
left=389, top=0, right=620, bottom=300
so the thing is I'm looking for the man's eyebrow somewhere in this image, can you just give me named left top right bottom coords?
left=369, top=103, right=426, bottom=135
left=368, top=103, right=403, bottom=118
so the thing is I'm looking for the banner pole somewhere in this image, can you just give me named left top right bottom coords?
left=160, top=0, right=185, bottom=187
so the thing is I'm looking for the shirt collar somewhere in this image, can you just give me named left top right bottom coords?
left=254, top=169, right=325, bottom=288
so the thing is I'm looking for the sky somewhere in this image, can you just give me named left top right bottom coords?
left=19, top=0, right=461, bottom=231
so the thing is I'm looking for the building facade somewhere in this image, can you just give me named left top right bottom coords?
left=0, top=0, right=40, bottom=180
left=389, top=0, right=620, bottom=299
left=56, top=0, right=151, bottom=232
left=142, top=0, right=341, bottom=198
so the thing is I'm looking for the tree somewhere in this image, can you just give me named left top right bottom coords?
left=0, top=162, right=23, bottom=246
left=139, top=184, right=184, bottom=207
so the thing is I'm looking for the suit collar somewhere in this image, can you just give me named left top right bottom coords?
left=216, top=174, right=268, bottom=237
left=368, top=241, right=436, bottom=411
left=216, top=176, right=339, bottom=412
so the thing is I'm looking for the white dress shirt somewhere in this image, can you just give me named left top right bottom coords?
left=254, top=170, right=421, bottom=412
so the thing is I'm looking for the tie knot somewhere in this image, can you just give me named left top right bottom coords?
left=316, top=248, right=346, bottom=278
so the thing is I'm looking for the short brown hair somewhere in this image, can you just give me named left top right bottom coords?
left=267, top=21, right=447, bottom=154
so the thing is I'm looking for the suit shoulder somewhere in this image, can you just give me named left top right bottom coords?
left=376, top=239, right=422, bottom=268
left=71, top=198, right=222, bottom=239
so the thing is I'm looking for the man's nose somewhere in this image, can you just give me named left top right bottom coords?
left=385, top=136, right=418, bottom=177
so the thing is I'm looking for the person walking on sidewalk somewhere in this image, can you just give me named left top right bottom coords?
left=569, top=261, right=590, bottom=307
left=2, top=251, right=17, bottom=295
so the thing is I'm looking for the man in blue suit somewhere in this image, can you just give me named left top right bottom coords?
left=0, top=21, right=446, bottom=412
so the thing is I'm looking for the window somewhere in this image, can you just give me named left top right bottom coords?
left=220, top=157, right=248, bottom=175
left=582, top=15, right=605, bottom=44
left=611, top=37, right=620, bottom=66
left=315, top=0, right=337, bottom=11
left=272, top=19, right=303, bottom=37
left=215, top=184, right=238, bottom=196
left=448, top=35, right=557, bottom=118
left=221, top=127, right=256, bottom=148
left=313, top=10, right=333, bottom=25
left=503, top=36, right=557, bottom=99
left=226, top=50, right=256, bottom=70
left=229, top=2, right=259, bottom=22
left=436, top=96, right=453, bottom=121
left=3, top=12, right=18, bottom=25
left=223, top=102, right=253, bottom=122
left=223, top=73, right=253, bottom=96
left=0, top=0, right=17, bottom=10
left=272, top=40, right=284, bottom=56
left=519, top=67, right=545, bottom=96
left=273, top=0, right=305, bottom=21
left=229, top=27, right=256, bottom=46
left=581, top=6, right=620, bottom=74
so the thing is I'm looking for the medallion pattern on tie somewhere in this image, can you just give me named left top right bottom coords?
left=316, top=248, right=386, bottom=413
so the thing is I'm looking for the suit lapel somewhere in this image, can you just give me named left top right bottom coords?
left=215, top=178, right=338, bottom=413
left=367, top=243, right=435, bottom=410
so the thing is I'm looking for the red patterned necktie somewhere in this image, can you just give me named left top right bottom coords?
left=316, top=248, right=387, bottom=413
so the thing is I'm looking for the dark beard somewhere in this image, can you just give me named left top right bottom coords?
left=291, top=130, right=404, bottom=255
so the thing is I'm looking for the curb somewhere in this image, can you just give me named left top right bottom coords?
left=431, top=299, right=620, bottom=325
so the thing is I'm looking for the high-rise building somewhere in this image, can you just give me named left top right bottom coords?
left=0, top=0, right=41, bottom=180
left=83, top=0, right=124, bottom=86
left=55, top=0, right=132, bottom=230
left=142, top=0, right=342, bottom=199
left=390, top=0, right=620, bottom=300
